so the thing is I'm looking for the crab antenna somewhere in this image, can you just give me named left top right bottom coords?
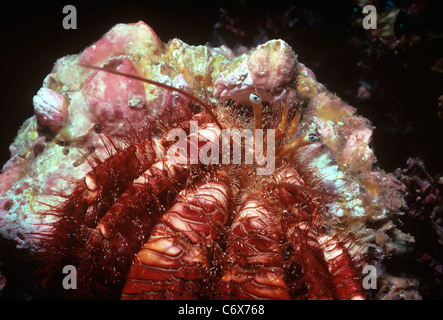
left=78, top=63, right=223, bottom=129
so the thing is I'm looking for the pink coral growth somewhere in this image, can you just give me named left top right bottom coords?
left=83, top=57, right=148, bottom=137
left=80, top=21, right=163, bottom=67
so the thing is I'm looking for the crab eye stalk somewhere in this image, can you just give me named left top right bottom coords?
left=277, top=132, right=320, bottom=156
left=249, top=93, right=263, bottom=130
left=249, top=93, right=261, bottom=104
left=307, top=134, right=319, bottom=143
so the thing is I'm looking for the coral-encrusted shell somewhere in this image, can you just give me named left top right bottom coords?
left=33, top=88, right=68, bottom=134
left=80, top=21, right=163, bottom=67
left=309, top=92, right=375, bottom=173
left=247, top=40, right=297, bottom=89
left=213, top=40, right=297, bottom=104
left=82, top=57, right=148, bottom=137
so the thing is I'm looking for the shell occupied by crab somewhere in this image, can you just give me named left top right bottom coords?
left=0, top=21, right=412, bottom=299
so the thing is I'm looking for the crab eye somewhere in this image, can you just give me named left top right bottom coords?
left=249, top=93, right=261, bottom=104
left=307, top=134, right=319, bottom=142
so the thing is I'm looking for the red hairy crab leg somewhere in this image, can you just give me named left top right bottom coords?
left=81, top=137, right=160, bottom=226
left=63, top=122, right=222, bottom=295
left=94, top=122, right=223, bottom=242
left=78, top=63, right=224, bottom=130
left=37, top=135, right=159, bottom=286
left=278, top=169, right=336, bottom=299
left=278, top=169, right=365, bottom=300
left=216, top=196, right=290, bottom=300
left=50, top=111, right=212, bottom=231
left=283, top=220, right=336, bottom=299
left=52, top=136, right=158, bottom=226
left=40, top=113, right=217, bottom=296
left=317, top=235, right=366, bottom=300
left=38, top=111, right=210, bottom=253
left=121, top=171, right=231, bottom=300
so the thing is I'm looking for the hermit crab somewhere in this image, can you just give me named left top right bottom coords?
left=34, top=63, right=365, bottom=300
